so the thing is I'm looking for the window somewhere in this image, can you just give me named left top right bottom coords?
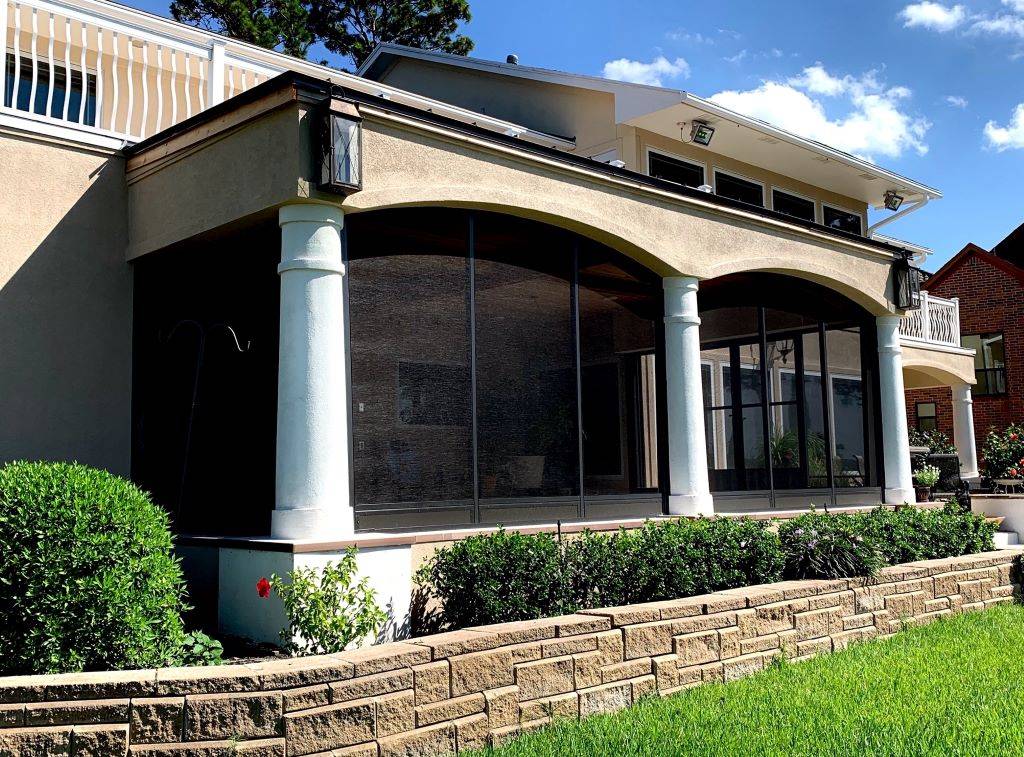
left=962, top=333, right=1006, bottom=395
left=648, top=151, right=705, bottom=188
left=714, top=171, right=764, bottom=207
left=822, top=205, right=863, bottom=235
left=916, top=402, right=938, bottom=432
left=772, top=189, right=816, bottom=223
left=4, top=53, right=97, bottom=126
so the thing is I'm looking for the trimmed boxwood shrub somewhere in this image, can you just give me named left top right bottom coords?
left=419, top=518, right=784, bottom=630
left=860, top=504, right=996, bottom=565
left=0, top=461, right=191, bottom=674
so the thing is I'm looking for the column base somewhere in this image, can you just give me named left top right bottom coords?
left=271, top=507, right=353, bottom=541
left=883, top=487, right=915, bottom=506
left=667, top=492, right=715, bottom=517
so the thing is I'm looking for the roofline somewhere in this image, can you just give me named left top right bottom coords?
left=678, top=94, right=942, bottom=202
left=926, top=242, right=1024, bottom=290
left=359, top=43, right=943, bottom=204
left=126, top=70, right=917, bottom=265
left=357, top=42, right=685, bottom=97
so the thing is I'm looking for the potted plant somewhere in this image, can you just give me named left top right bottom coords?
left=913, top=464, right=941, bottom=503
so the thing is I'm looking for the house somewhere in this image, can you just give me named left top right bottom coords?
left=0, top=3, right=978, bottom=643
left=905, top=224, right=1024, bottom=468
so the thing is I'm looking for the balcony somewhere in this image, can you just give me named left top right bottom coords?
left=899, top=292, right=962, bottom=349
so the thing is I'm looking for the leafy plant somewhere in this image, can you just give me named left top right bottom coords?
left=777, top=512, right=885, bottom=580
left=914, top=465, right=941, bottom=488
left=982, top=424, right=1024, bottom=479
left=860, top=504, right=995, bottom=565
left=908, top=429, right=957, bottom=455
left=0, top=461, right=192, bottom=674
left=177, top=631, right=224, bottom=666
left=267, top=548, right=385, bottom=655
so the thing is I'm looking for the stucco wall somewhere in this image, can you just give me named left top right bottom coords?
left=0, top=131, right=131, bottom=473
left=0, top=549, right=1016, bottom=755
left=901, top=343, right=976, bottom=389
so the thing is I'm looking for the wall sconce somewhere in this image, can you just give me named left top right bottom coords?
left=317, top=100, right=362, bottom=194
left=893, top=256, right=922, bottom=309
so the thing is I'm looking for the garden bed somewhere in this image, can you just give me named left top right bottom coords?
left=0, top=549, right=1018, bottom=756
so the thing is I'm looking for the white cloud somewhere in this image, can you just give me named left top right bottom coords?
left=1004, top=0, right=1024, bottom=12
left=601, top=56, right=690, bottom=86
left=946, top=95, right=969, bottom=108
left=724, top=49, right=748, bottom=64
left=899, top=2, right=967, bottom=31
left=710, top=65, right=930, bottom=161
left=666, top=29, right=713, bottom=45
left=971, top=14, right=1024, bottom=36
left=984, top=103, right=1024, bottom=149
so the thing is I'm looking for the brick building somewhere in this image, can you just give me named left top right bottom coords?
left=906, top=223, right=1024, bottom=459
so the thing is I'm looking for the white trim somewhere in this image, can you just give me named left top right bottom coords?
left=769, top=185, right=819, bottom=224
left=821, top=202, right=865, bottom=237
left=0, top=105, right=123, bottom=149
left=644, top=145, right=707, bottom=187
left=712, top=167, right=766, bottom=208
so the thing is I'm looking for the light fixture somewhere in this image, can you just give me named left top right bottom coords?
left=690, top=120, right=715, bottom=146
left=892, top=256, right=922, bottom=310
left=884, top=190, right=904, bottom=212
left=317, top=99, right=362, bottom=195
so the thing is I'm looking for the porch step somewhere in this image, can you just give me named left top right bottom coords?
left=994, top=531, right=1020, bottom=548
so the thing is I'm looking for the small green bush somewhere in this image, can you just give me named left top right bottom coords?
left=982, top=423, right=1024, bottom=479
left=420, top=518, right=784, bottom=629
left=420, top=530, right=565, bottom=630
left=861, top=504, right=996, bottom=565
left=777, top=512, right=886, bottom=580
left=914, top=465, right=942, bottom=488
left=267, top=547, right=386, bottom=655
left=908, top=429, right=957, bottom=455
left=0, top=461, right=191, bottom=674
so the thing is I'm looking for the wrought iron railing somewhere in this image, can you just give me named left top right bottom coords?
left=899, top=292, right=961, bottom=348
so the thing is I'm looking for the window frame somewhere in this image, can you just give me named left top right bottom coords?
left=821, top=203, right=864, bottom=236
left=645, top=147, right=708, bottom=189
left=770, top=186, right=819, bottom=224
left=915, top=401, right=938, bottom=432
left=962, top=331, right=1007, bottom=396
left=712, top=168, right=766, bottom=208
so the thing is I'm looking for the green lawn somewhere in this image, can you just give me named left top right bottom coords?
left=474, top=604, right=1024, bottom=757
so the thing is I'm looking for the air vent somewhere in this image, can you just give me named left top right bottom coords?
left=859, top=173, right=878, bottom=180
left=758, top=136, right=779, bottom=144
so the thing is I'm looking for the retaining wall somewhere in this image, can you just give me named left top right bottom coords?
left=0, top=549, right=1019, bottom=756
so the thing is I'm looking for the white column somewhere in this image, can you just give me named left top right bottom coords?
left=664, top=277, right=714, bottom=516
left=952, top=383, right=980, bottom=479
left=877, top=316, right=914, bottom=504
left=273, top=203, right=352, bottom=540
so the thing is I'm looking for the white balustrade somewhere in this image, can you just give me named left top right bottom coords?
left=0, top=0, right=282, bottom=142
left=899, top=291, right=962, bottom=348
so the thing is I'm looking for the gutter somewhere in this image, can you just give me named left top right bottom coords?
left=866, top=196, right=930, bottom=240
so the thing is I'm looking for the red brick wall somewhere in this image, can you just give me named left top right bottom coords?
left=905, top=253, right=1024, bottom=456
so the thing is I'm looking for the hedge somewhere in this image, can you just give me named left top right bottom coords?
left=419, top=504, right=997, bottom=630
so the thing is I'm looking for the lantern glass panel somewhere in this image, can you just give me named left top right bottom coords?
left=331, top=115, right=361, bottom=188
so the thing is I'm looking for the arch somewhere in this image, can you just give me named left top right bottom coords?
left=343, top=185, right=677, bottom=278
left=902, top=345, right=976, bottom=389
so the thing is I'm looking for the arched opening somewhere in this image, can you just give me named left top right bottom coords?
left=698, top=272, right=883, bottom=510
left=346, top=208, right=667, bottom=530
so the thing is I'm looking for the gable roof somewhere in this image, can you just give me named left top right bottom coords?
left=926, top=242, right=1024, bottom=290
left=991, top=220, right=1024, bottom=265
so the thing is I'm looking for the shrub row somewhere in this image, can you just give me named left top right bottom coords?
left=418, top=504, right=997, bottom=630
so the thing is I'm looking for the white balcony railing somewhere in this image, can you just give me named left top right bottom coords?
left=0, top=0, right=285, bottom=143
left=899, top=292, right=961, bottom=348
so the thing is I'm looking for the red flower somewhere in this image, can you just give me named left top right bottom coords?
left=1011, top=468, right=1019, bottom=478
left=256, top=577, right=271, bottom=599
left=1011, top=433, right=1019, bottom=441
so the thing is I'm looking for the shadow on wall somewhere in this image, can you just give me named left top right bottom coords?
left=0, top=136, right=131, bottom=473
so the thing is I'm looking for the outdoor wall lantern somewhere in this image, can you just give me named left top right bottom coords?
left=884, top=190, right=905, bottom=212
left=892, top=254, right=922, bottom=310
left=317, top=99, right=362, bottom=194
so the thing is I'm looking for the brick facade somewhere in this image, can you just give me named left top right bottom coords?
left=0, top=550, right=1018, bottom=756
left=906, top=246, right=1024, bottom=455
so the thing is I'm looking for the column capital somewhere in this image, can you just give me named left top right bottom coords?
left=279, top=202, right=345, bottom=228
left=278, top=204, right=346, bottom=275
left=663, top=276, right=699, bottom=292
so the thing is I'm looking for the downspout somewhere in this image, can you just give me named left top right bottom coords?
left=866, top=195, right=930, bottom=239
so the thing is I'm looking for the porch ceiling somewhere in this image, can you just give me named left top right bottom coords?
left=902, top=342, right=976, bottom=388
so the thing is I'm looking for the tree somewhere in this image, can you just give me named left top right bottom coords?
left=170, top=0, right=474, bottom=70
left=170, top=0, right=316, bottom=58
left=311, top=0, right=473, bottom=69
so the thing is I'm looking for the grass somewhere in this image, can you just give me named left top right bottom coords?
left=473, top=604, right=1024, bottom=757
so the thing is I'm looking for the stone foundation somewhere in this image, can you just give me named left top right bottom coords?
left=0, top=550, right=1019, bottom=756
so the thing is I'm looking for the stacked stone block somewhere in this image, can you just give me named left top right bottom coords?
left=0, top=550, right=1018, bottom=756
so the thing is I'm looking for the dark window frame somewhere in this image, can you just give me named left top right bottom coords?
left=713, top=169, right=765, bottom=208
left=822, top=204, right=864, bottom=236
left=962, top=331, right=1007, bottom=396
left=915, top=401, right=938, bottom=432
left=647, top=149, right=706, bottom=189
left=771, top=188, right=817, bottom=223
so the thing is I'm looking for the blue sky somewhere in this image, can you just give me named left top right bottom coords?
left=133, top=0, right=1024, bottom=270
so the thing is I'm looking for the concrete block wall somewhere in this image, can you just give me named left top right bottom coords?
left=0, top=549, right=1019, bottom=756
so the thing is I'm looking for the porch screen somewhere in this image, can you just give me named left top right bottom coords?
left=346, top=210, right=664, bottom=530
